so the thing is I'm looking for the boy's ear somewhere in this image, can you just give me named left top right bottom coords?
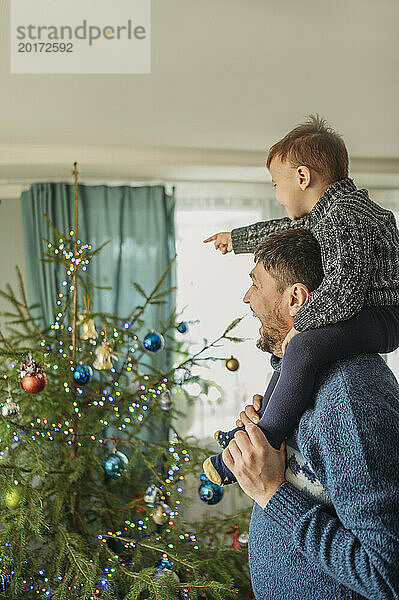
left=296, top=165, right=311, bottom=191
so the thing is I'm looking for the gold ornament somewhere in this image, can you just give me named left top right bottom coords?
left=93, top=340, right=118, bottom=370
left=77, top=312, right=98, bottom=340
left=226, top=356, right=239, bottom=372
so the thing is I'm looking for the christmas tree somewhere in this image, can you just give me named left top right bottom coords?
left=0, top=166, right=252, bottom=600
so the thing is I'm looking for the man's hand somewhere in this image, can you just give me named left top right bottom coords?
left=281, top=326, right=300, bottom=355
left=203, top=232, right=233, bottom=254
left=235, top=394, right=262, bottom=427
left=222, top=425, right=286, bottom=509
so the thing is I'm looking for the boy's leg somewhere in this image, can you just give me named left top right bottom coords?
left=257, top=306, right=399, bottom=450
left=215, top=370, right=280, bottom=449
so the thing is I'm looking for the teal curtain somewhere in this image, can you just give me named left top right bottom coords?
left=20, top=182, right=176, bottom=374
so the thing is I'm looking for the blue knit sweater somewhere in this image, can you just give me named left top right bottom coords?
left=249, top=353, right=399, bottom=600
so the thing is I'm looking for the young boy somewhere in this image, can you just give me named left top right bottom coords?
left=202, top=115, right=399, bottom=486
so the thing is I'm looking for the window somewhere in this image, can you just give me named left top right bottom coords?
left=175, top=183, right=282, bottom=443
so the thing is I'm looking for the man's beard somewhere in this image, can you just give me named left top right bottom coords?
left=256, top=305, right=288, bottom=356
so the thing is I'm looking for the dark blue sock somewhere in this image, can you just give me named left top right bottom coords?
left=210, top=453, right=237, bottom=485
left=216, top=427, right=245, bottom=449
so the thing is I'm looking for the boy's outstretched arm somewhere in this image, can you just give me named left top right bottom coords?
left=204, top=214, right=310, bottom=256
left=204, top=210, right=312, bottom=255
left=230, top=215, right=307, bottom=254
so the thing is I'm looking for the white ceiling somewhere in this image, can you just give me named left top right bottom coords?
left=0, top=0, right=398, bottom=188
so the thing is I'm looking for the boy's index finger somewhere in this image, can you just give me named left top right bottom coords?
left=203, top=234, right=217, bottom=243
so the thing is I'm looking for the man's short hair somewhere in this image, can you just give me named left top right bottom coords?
left=266, top=114, right=349, bottom=185
left=254, top=228, right=324, bottom=293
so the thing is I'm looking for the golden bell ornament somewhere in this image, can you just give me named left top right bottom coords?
left=77, top=313, right=98, bottom=340
left=93, top=341, right=118, bottom=370
left=226, top=356, right=239, bottom=372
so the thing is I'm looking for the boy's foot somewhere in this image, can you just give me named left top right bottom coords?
left=214, top=426, right=245, bottom=449
left=202, top=453, right=237, bottom=486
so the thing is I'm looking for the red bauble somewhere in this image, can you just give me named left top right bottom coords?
left=20, top=353, right=47, bottom=394
left=21, top=373, right=47, bottom=394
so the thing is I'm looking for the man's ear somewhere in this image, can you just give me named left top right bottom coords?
left=288, top=283, right=310, bottom=316
left=296, top=165, right=311, bottom=191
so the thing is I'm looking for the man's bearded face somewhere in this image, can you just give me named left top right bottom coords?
left=243, top=261, right=290, bottom=357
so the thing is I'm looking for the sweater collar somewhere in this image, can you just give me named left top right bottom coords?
left=306, top=177, right=357, bottom=222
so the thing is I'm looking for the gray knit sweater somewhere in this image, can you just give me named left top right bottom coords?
left=231, top=178, right=399, bottom=331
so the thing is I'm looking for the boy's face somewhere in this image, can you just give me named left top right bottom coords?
left=268, top=157, right=308, bottom=220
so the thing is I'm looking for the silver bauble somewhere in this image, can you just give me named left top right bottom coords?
left=238, top=531, right=249, bottom=546
left=1, top=401, right=20, bottom=419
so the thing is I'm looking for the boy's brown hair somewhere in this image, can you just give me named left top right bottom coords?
left=266, top=114, right=349, bottom=185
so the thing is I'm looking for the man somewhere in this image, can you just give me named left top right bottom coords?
left=223, top=228, right=399, bottom=600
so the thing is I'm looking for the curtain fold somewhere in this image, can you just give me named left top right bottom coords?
left=20, top=182, right=176, bottom=375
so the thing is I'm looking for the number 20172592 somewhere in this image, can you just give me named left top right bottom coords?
left=18, top=42, right=73, bottom=52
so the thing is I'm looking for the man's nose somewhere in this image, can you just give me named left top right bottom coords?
left=243, top=287, right=251, bottom=304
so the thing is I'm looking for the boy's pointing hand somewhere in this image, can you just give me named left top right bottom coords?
left=203, top=232, right=233, bottom=254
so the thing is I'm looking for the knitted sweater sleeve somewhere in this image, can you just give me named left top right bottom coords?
left=293, top=209, right=374, bottom=331
left=263, top=366, right=399, bottom=599
left=231, top=215, right=309, bottom=254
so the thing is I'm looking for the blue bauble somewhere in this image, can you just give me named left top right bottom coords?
left=177, top=322, right=188, bottom=334
left=155, top=559, right=174, bottom=571
left=153, top=559, right=179, bottom=583
left=143, top=331, right=164, bottom=353
left=99, top=577, right=109, bottom=590
left=102, top=451, right=129, bottom=479
left=73, top=364, right=93, bottom=385
left=198, top=473, right=224, bottom=505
